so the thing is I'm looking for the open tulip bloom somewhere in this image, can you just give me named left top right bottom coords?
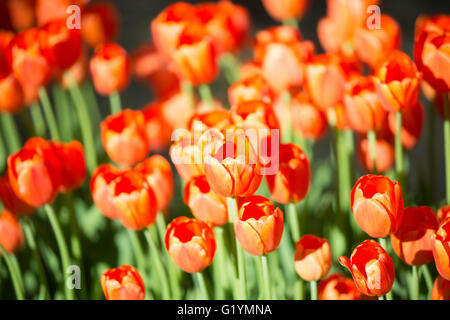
left=0, top=0, right=449, bottom=303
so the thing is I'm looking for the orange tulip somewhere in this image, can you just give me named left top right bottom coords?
left=81, top=2, right=120, bottom=48
left=438, top=205, right=450, bottom=223
left=318, top=273, right=363, bottom=300
left=228, top=75, right=274, bottom=109
left=36, top=0, right=89, bottom=26
left=432, top=217, right=450, bottom=280
left=266, top=143, right=310, bottom=204
left=51, top=140, right=86, bottom=193
left=290, top=91, right=328, bottom=140
left=203, top=128, right=262, bottom=198
left=165, top=216, right=216, bottom=273
left=188, top=108, right=231, bottom=134
left=294, top=234, right=332, bottom=281
left=387, top=101, right=424, bottom=150
left=171, top=24, right=218, bottom=86
left=170, top=133, right=205, bottom=182
left=350, top=174, right=403, bottom=238
left=357, top=136, right=394, bottom=174
left=6, top=0, right=36, bottom=32
left=0, top=210, right=24, bottom=254
left=7, top=139, right=62, bottom=207
left=159, top=90, right=196, bottom=130
left=262, top=0, right=310, bottom=22
left=432, top=275, right=450, bottom=300
left=344, top=76, right=387, bottom=134
left=339, top=239, right=395, bottom=297
left=374, top=50, right=421, bottom=112
left=0, top=175, right=34, bottom=216
left=254, top=26, right=314, bottom=93
left=110, top=169, right=158, bottom=230
left=142, top=102, right=173, bottom=152
left=184, top=175, right=228, bottom=227
left=89, top=43, right=130, bottom=96
left=135, top=155, right=174, bottom=212
left=101, top=109, right=149, bottom=166
left=56, top=48, right=88, bottom=89
left=234, top=195, right=284, bottom=256
left=39, top=18, right=82, bottom=71
left=354, top=15, right=401, bottom=69
left=0, top=73, right=24, bottom=114
left=414, top=15, right=450, bottom=93
left=391, top=206, right=439, bottom=266
left=101, top=264, right=145, bottom=300
left=90, top=164, right=120, bottom=220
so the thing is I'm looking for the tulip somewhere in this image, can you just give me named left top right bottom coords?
left=290, top=91, right=328, bottom=140
left=374, top=50, right=421, bottom=112
left=89, top=43, right=130, bottom=96
left=234, top=195, right=284, bottom=255
left=228, top=75, right=274, bottom=109
left=0, top=176, right=34, bottom=216
left=7, top=140, right=62, bottom=207
left=203, top=128, right=262, bottom=198
left=6, top=0, right=36, bottom=32
left=438, top=205, right=450, bottom=223
left=357, top=136, right=395, bottom=174
left=110, top=169, right=158, bottom=230
left=36, top=0, right=89, bottom=26
left=262, top=0, right=310, bottom=22
left=431, top=275, right=450, bottom=300
left=0, top=210, right=24, bottom=254
left=339, top=239, right=395, bottom=297
left=391, top=206, right=439, bottom=266
left=90, top=164, right=120, bottom=220
left=135, top=155, right=174, bottom=211
left=165, top=216, right=216, bottom=273
left=188, top=108, right=231, bottom=134
left=100, top=109, right=149, bottom=166
left=266, top=143, right=311, bottom=204
left=81, top=2, right=120, bottom=48
left=0, top=74, right=24, bottom=113
left=142, top=102, right=173, bottom=152
left=170, top=133, right=205, bottom=182
left=350, top=174, right=403, bottom=238
left=294, top=234, right=332, bottom=281
left=101, top=264, right=145, bottom=300
left=51, top=141, right=86, bottom=192
left=387, top=102, right=424, bottom=150
left=184, top=175, right=228, bottom=227
left=318, top=273, right=362, bottom=300
left=432, top=217, right=450, bottom=280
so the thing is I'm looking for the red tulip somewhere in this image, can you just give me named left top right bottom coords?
left=0, top=210, right=24, bottom=254
left=432, top=275, right=450, bottom=300
left=0, top=73, right=24, bottom=114
left=90, top=164, right=120, bottom=220
left=438, top=205, right=450, bottom=223
left=262, top=0, right=310, bottom=22
left=6, top=0, right=36, bottom=32
left=81, top=2, right=120, bottom=48
left=0, top=175, right=34, bottom=216
left=52, top=140, right=86, bottom=192
left=294, top=234, right=332, bottom=281
left=170, top=133, right=205, bottom=182
left=318, top=273, right=363, bottom=300
left=228, top=75, right=274, bottom=109
left=350, top=174, right=403, bottom=238
left=36, top=0, right=89, bottom=26
left=357, top=136, right=395, bottom=174
left=234, top=195, right=283, bottom=256
left=387, top=101, right=424, bottom=150
left=142, top=102, right=173, bottom=152
left=165, top=216, right=216, bottom=273
left=432, top=217, right=450, bottom=280
left=339, top=240, right=395, bottom=297
left=290, top=91, right=328, bottom=140
left=101, top=264, right=145, bottom=300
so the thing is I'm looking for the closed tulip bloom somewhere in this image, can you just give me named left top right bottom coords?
left=7, top=140, right=62, bottom=207
left=0, top=73, right=24, bottom=113
left=90, top=43, right=130, bottom=95
left=90, top=164, right=120, bottom=220
left=101, top=109, right=149, bottom=166
left=262, top=0, right=310, bottom=22
left=391, top=206, right=439, bottom=266
left=318, top=273, right=362, bottom=300
left=171, top=25, right=218, bottom=86
left=36, top=0, right=89, bottom=26
left=374, top=50, right=421, bottom=112
left=290, top=91, right=328, bottom=140
left=266, top=143, right=310, bottom=204
left=0, top=176, right=34, bottom=216
left=39, top=18, right=82, bottom=70
left=350, top=174, right=403, bottom=238
left=188, top=108, right=231, bottom=134
left=339, top=240, right=395, bottom=297
left=52, top=141, right=86, bottom=192
left=0, top=210, right=24, bottom=254
left=234, top=195, right=284, bottom=255
left=438, top=205, right=450, bottom=223
left=228, top=75, right=274, bottom=109
left=433, top=217, right=450, bottom=280
left=357, top=136, right=395, bottom=174
left=344, top=76, right=387, bottom=134
left=6, top=0, right=36, bottom=32
left=165, top=216, right=216, bottom=273
left=81, top=2, right=120, bottom=48
left=184, top=175, right=228, bottom=227
left=101, top=265, right=145, bottom=300
left=142, top=102, right=173, bottom=152
left=387, top=102, right=424, bottom=150
left=170, top=133, right=205, bottom=182
left=294, top=234, right=332, bottom=281
left=135, top=155, right=174, bottom=211
left=432, top=275, right=450, bottom=300
left=203, top=128, right=262, bottom=198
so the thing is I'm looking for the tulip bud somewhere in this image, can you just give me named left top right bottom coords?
left=262, top=0, right=310, bottom=22
left=0, top=210, right=24, bottom=254
left=432, top=217, right=450, bottom=281
left=234, top=195, right=284, bottom=255
left=290, top=91, right=328, bottom=140
left=318, top=273, right=362, bottom=300
left=431, top=275, right=450, bottom=300
left=81, top=2, right=120, bottom=48
left=101, top=264, right=145, bottom=300
left=0, top=74, right=24, bottom=114
left=165, top=216, right=216, bottom=273
left=350, top=174, right=403, bottom=238
left=339, top=240, right=395, bottom=297
left=294, top=234, right=332, bottom=281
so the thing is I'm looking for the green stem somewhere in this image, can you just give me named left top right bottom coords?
left=368, top=129, right=377, bottom=174
left=194, top=271, right=210, bottom=300
left=411, top=265, right=420, bottom=300
left=198, top=84, right=214, bottom=109
left=283, top=18, right=299, bottom=29
left=212, top=227, right=227, bottom=299
left=29, top=102, right=46, bottom=137
left=0, top=129, right=6, bottom=173
left=109, top=91, right=122, bottom=114
left=53, top=85, right=73, bottom=141
left=395, top=111, right=404, bottom=188
left=428, top=102, right=436, bottom=202
left=144, top=226, right=171, bottom=299
left=310, top=280, right=318, bottom=300
left=23, top=218, right=49, bottom=299
left=127, top=229, right=146, bottom=280
left=44, top=204, right=74, bottom=300
left=0, top=245, right=25, bottom=300
left=65, top=72, right=98, bottom=174
left=287, top=202, right=301, bottom=243
left=260, top=255, right=272, bottom=299
left=18, top=110, right=36, bottom=137
left=281, top=91, right=293, bottom=143
left=444, top=94, right=450, bottom=203
left=182, top=82, right=196, bottom=111
left=422, top=264, right=433, bottom=298
left=1, top=113, right=21, bottom=152
left=39, top=86, right=60, bottom=140
left=219, top=53, right=240, bottom=85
